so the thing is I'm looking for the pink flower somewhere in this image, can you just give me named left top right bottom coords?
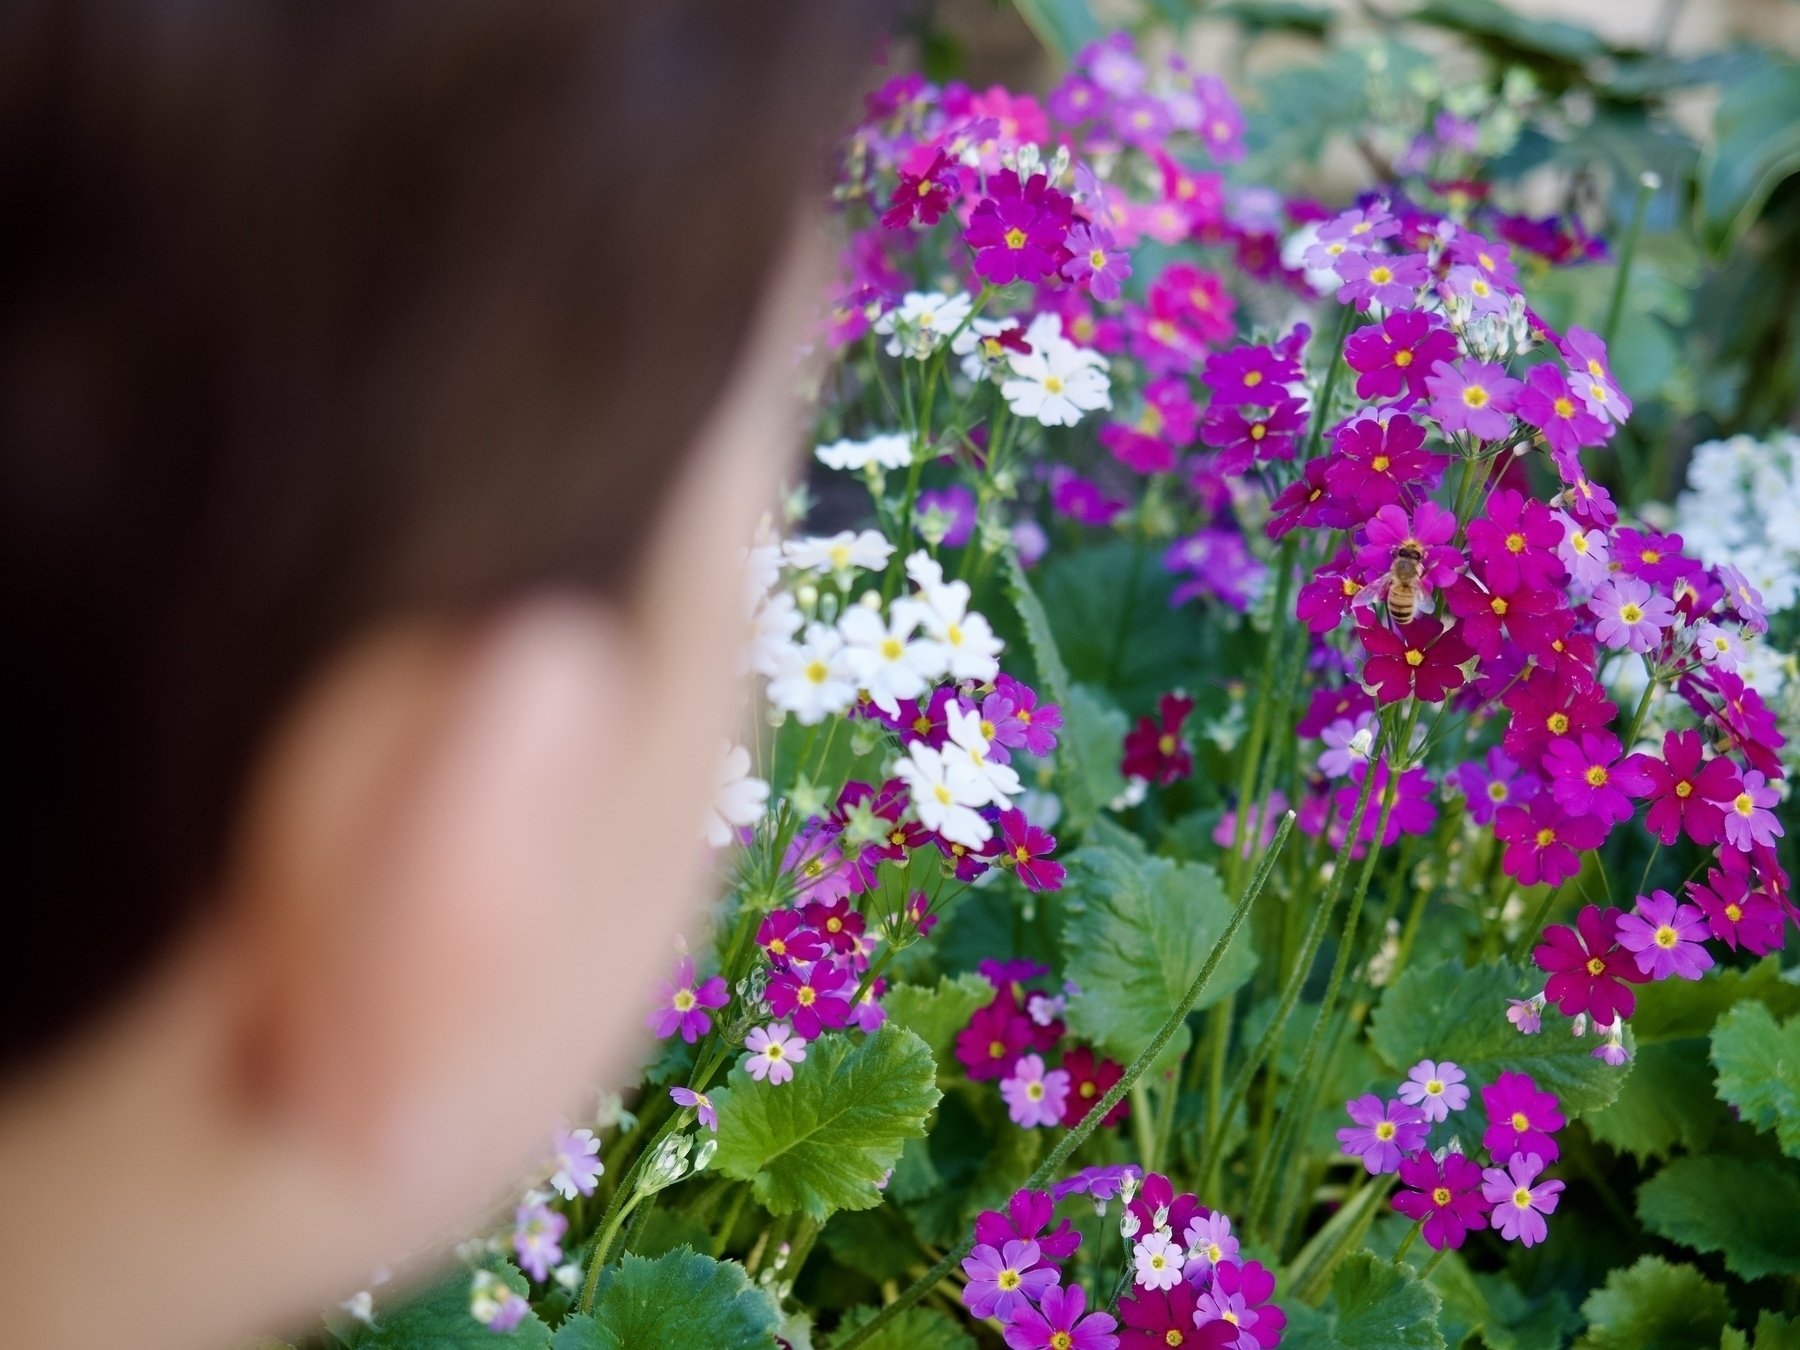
left=646, top=956, right=730, bottom=1043
left=999, top=809, right=1066, bottom=892
left=1200, top=343, right=1301, bottom=406
left=1336, top=250, right=1430, bottom=309
left=1343, top=310, right=1457, bottom=404
left=670, top=1085, right=718, bottom=1131
left=962, top=1240, right=1057, bottom=1321
left=1534, top=905, right=1649, bottom=1025
left=766, top=959, right=852, bottom=1040
left=1542, top=731, right=1653, bottom=827
left=1481, top=1153, right=1562, bottom=1247
left=976, top=1187, right=1083, bottom=1260
left=1397, top=1059, right=1469, bottom=1122
left=1628, top=730, right=1736, bottom=846
left=744, top=1023, right=807, bottom=1084
left=1003, top=1281, right=1119, bottom=1350
left=1589, top=577, right=1675, bottom=653
left=1337, top=1094, right=1428, bottom=1174
left=1193, top=1260, right=1284, bottom=1350
left=1713, top=769, right=1785, bottom=850
left=1481, top=1070, right=1564, bottom=1163
left=1064, top=222, right=1132, bottom=302
left=756, top=908, right=827, bottom=965
left=1425, top=359, right=1522, bottom=440
left=965, top=170, right=1073, bottom=285
left=957, top=996, right=1034, bottom=1080
left=1324, top=413, right=1440, bottom=518
left=1199, top=399, right=1308, bottom=473
left=1453, top=747, right=1540, bottom=826
left=1688, top=866, right=1786, bottom=956
left=1393, top=1151, right=1489, bottom=1250
left=1496, top=796, right=1606, bottom=888
left=1333, top=759, right=1438, bottom=845
left=1466, top=489, right=1565, bottom=594
left=1002, top=1053, right=1071, bottom=1128
left=1517, top=363, right=1610, bottom=460
left=1617, top=889, right=1715, bottom=981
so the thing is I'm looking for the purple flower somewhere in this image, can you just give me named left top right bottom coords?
left=1333, top=759, right=1438, bottom=846
left=1164, top=529, right=1267, bottom=611
left=766, top=960, right=852, bottom=1040
left=646, top=956, right=730, bottom=1043
left=1617, top=890, right=1716, bottom=981
left=1425, top=359, right=1521, bottom=440
left=548, top=1123, right=603, bottom=1200
left=1337, top=1095, right=1428, bottom=1174
left=1590, top=577, right=1675, bottom=653
left=976, top=1188, right=1083, bottom=1261
left=512, top=1200, right=567, bottom=1282
left=1481, top=1152, right=1563, bottom=1247
left=1182, top=1212, right=1240, bottom=1278
left=1507, top=997, right=1544, bottom=1035
left=1542, top=731, right=1652, bottom=827
left=1063, top=222, right=1132, bottom=302
left=1714, top=769, right=1785, bottom=850
left=995, top=673, right=1062, bottom=757
left=1052, top=1163, right=1142, bottom=1204
left=1720, top=563, right=1769, bottom=633
left=965, top=170, right=1073, bottom=286
left=1397, top=1059, right=1469, bottom=1123
left=962, top=1240, right=1057, bottom=1321
left=745, top=1022, right=807, bottom=1084
left=783, top=820, right=854, bottom=903
left=670, top=1085, right=718, bottom=1131
left=1002, top=1053, right=1072, bottom=1128
left=916, top=484, right=977, bottom=548
left=1003, top=1280, right=1118, bottom=1350
left=999, top=809, right=1066, bottom=892
left=1335, top=250, right=1430, bottom=309
left=1317, top=711, right=1378, bottom=780
left=1050, top=466, right=1128, bottom=526
left=1481, top=1070, right=1564, bottom=1163
left=1393, top=1152, right=1489, bottom=1251
left=851, top=979, right=888, bottom=1033
left=1453, top=747, right=1540, bottom=826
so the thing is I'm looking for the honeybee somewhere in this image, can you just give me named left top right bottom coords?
left=1355, top=543, right=1429, bottom=625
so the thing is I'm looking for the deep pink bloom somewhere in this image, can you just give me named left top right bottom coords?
left=1296, top=552, right=1362, bottom=635
left=1688, top=866, right=1787, bottom=956
left=956, top=997, right=1034, bottom=1080
left=1336, top=249, right=1430, bottom=309
left=883, top=147, right=958, bottom=230
left=965, top=170, right=1073, bottom=285
left=1502, top=667, right=1616, bottom=771
left=1122, top=693, right=1194, bottom=784
left=1711, top=671, right=1787, bottom=777
left=995, top=673, right=1062, bottom=757
left=1453, top=747, right=1541, bottom=825
left=999, top=809, right=1066, bottom=892
left=1354, top=500, right=1461, bottom=593
left=1064, top=222, right=1133, bottom=302
left=962, top=1240, right=1057, bottom=1321
left=765, top=959, right=851, bottom=1040
left=1333, top=759, right=1437, bottom=846
left=756, top=908, right=827, bottom=965
left=1344, top=310, right=1457, bottom=404
left=1199, top=399, right=1308, bottom=473
left=1496, top=796, right=1607, bottom=888
left=1482, top=1070, right=1565, bottom=1162
left=1534, top=904, right=1650, bottom=1024
left=1542, top=730, right=1652, bottom=827
left=1613, top=527, right=1698, bottom=587
left=1061, top=1047, right=1130, bottom=1127
left=1192, top=1261, right=1284, bottom=1350
left=1481, top=1153, right=1562, bottom=1247
left=1296, top=684, right=1375, bottom=738
left=1150, top=263, right=1237, bottom=346
left=1117, top=1282, right=1200, bottom=1350
left=1392, top=1151, right=1489, bottom=1250
left=1618, top=889, right=1715, bottom=981
left=646, top=956, right=730, bottom=1043
left=1267, top=457, right=1355, bottom=539
left=977, top=1188, right=1083, bottom=1262
left=1337, top=1094, right=1428, bottom=1174
left=1050, top=466, right=1129, bottom=526
left=1467, top=489, right=1565, bottom=594
left=1426, top=359, right=1522, bottom=440
left=1714, top=768, right=1785, bottom=850
left=1200, top=344, right=1301, bottom=406
left=1628, top=730, right=1735, bottom=846
left=1049, top=73, right=1106, bottom=125
left=1004, top=1281, right=1119, bottom=1350
left=1443, top=575, right=1567, bottom=664
left=1324, top=414, right=1439, bottom=518
left=802, top=898, right=866, bottom=955
left=1101, top=422, right=1177, bottom=475
left=1517, top=363, right=1610, bottom=459
left=1357, top=617, right=1474, bottom=705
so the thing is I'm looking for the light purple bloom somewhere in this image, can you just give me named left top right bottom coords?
left=1425, top=359, right=1521, bottom=440
left=548, top=1123, right=603, bottom=1200
left=745, top=1023, right=808, bottom=1084
left=1556, top=510, right=1611, bottom=587
left=1002, top=1053, right=1071, bottom=1129
left=1714, top=769, right=1785, bottom=850
left=1617, top=890, right=1716, bottom=981
left=645, top=956, right=730, bottom=1043
left=1719, top=563, right=1769, bottom=633
left=1165, top=529, right=1267, bottom=612
left=1317, top=711, right=1378, bottom=779
left=850, top=981, right=888, bottom=1033
left=1441, top=263, right=1511, bottom=317
left=512, top=1200, right=567, bottom=1282
left=962, top=1239, right=1057, bottom=1321
left=1590, top=577, right=1675, bottom=653
left=670, top=1086, right=718, bottom=1131
left=1336, top=1094, right=1428, bottom=1174
left=916, top=483, right=978, bottom=548
left=1052, top=1163, right=1142, bottom=1204
left=1396, top=1059, right=1469, bottom=1122
left=1336, top=250, right=1430, bottom=310
left=1003, top=1279, right=1118, bottom=1350
left=1453, top=747, right=1540, bottom=826
left=1507, top=996, right=1545, bottom=1035
left=1063, top=222, right=1132, bottom=303
left=1182, top=1212, right=1239, bottom=1278
left=1480, top=1152, right=1563, bottom=1247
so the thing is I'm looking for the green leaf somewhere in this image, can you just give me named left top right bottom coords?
left=1629, top=957, right=1800, bottom=1044
left=359, top=1264, right=551, bottom=1349
left=710, top=1026, right=940, bottom=1221
left=1411, top=0, right=1606, bottom=65
left=825, top=1304, right=976, bottom=1350
left=819, top=1203, right=929, bottom=1285
left=1005, top=555, right=1093, bottom=827
left=1711, top=1000, right=1800, bottom=1159
left=1575, top=1257, right=1730, bottom=1350
left=1637, top=1154, right=1800, bottom=1280
left=1585, top=1039, right=1728, bottom=1163
left=882, top=975, right=992, bottom=1070
left=1009, top=0, right=1101, bottom=61
left=1060, top=844, right=1255, bottom=1072
left=1369, top=957, right=1629, bottom=1120
left=1062, top=684, right=1128, bottom=832
left=1702, top=59, right=1800, bottom=252
left=1283, top=1252, right=1444, bottom=1350
left=553, top=1248, right=779, bottom=1350
left=1751, top=1312, right=1800, bottom=1350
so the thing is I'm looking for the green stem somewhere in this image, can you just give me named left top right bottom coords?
left=582, top=1190, right=645, bottom=1306
left=1603, top=172, right=1659, bottom=353
left=1301, top=304, right=1357, bottom=464
left=1622, top=668, right=1658, bottom=750
left=1130, top=1081, right=1158, bottom=1172
left=832, top=815, right=1298, bottom=1350
left=1228, top=537, right=1300, bottom=891
left=1392, top=1220, right=1422, bottom=1265
left=1418, top=1246, right=1449, bottom=1281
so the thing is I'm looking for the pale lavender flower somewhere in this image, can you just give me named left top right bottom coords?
left=1337, top=1095, right=1428, bottom=1174
left=670, top=1086, right=718, bottom=1131
left=745, top=1023, right=807, bottom=1084
left=1480, top=1153, right=1563, bottom=1247
left=1317, top=712, right=1378, bottom=779
left=512, top=1200, right=567, bottom=1282
left=548, top=1123, right=603, bottom=1200
left=1590, top=577, right=1675, bottom=653
left=1396, top=1059, right=1469, bottom=1122
left=1715, top=769, right=1785, bottom=850
left=962, top=1240, right=1056, bottom=1320
left=1182, top=1211, right=1239, bottom=1278
left=1001, top=1053, right=1071, bottom=1129
left=1617, top=890, right=1715, bottom=981
left=1507, top=996, right=1545, bottom=1035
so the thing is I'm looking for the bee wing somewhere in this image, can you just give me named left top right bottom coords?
left=1352, top=577, right=1389, bottom=609
left=1414, top=589, right=1436, bottom=617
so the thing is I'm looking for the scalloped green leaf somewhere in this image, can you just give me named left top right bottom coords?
left=356, top=1263, right=550, bottom=1349
left=1750, top=1311, right=1800, bottom=1350
left=1368, top=957, right=1629, bottom=1119
left=1629, top=958, right=1800, bottom=1045
left=1637, top=1155, right=1800, bottom=1280
left=825, top=1305, right=977, bottom=1350
left=1711, top=1000, right=1800, bottom=1159
left=1283, top=1252, right=1444, bottom=1350
left=1062, top=684, right=1128, bottom=831
left=710, top=1026, right=940, bottom=1221
left=552, top=1248, right=779, bottom=1350
left=1060, top=844, right=1255, bottom=1072
left=1574, top=1257, right=1729, bottom=1350
left=882, top=974, right=992, bottom=1070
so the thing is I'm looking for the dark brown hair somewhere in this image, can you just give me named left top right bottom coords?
left=0, top=0, right=887, bottom=1075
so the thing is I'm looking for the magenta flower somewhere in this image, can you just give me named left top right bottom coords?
left=1344, top=310, right=1457, bottom=404
left=766, top=959, right=852, bottom=1040
left=1063, top=222, right=1132, bottom=302
left=1450, top=231, right=1520, bottom=288
left=1425, top=359, right=1522, bottom=440
left=1517, top=363, right=1610, bottom=460
left=1714, top=768, right=1785, bottom=850
left=783, top=821, right=853, bottom=904
left=1337, top=1095, right=1428, bottom=1174
left=1496, top=795, right=1607, bottom=888
left=957, top=997, right=1034, bottom=1081
left=1688, top=866, right=1786, bottom=956
left=882, top=147, right=957, bottom=230
left=1629, top=730, right=1736, bottom=846
left=988, top=674, right=1060, bottom=757
left=976, top=1187, right=1083, bottom=1261
left=1199, top=398, right=1308, bottom=473
left=1324, top=413, right=1439, bottom=517
left=1393, top=1151, right=1489, bottom=1250
left=756, top=908, right=827, bottom=965
left=1397, top=1059, right=1469, bottom=1123
left=1052, top=1163, right=1142, bottom=1204
left=646, top=956, right=730, bottom=1043
left=1194, top=1260, right=1285, bottom=1350
left=1004, top=1281, right=1118, bottom=1350
left=1121, top=693, right=1195, bottom=785
left=670, top=1085, right=717, bottom=1131
left=801, top=898, right=866, bottom=956
left=1534, top=904, right=1650, bottom=1024
left=1617, top=889, right=1715, bottom=981
left=1542, top=730, right=1652, bottom=827
left=1452, top=747, right=1540, bottom=826
left=1002, top=1054, right=1071, bottom=1128
left=1589, top=577, right=1675, bottom=653
left=1165, top=529, right=1267, bottom=612
left=1354, top=500, right=1461, bottom=592
left=1333, top=759, right=1438, bottom=846
left=1466, top=489, right=1564, bottom=594
left=962, top=1240, right=1057, bottom=1321
left=965, top=170, right=1073, bottom=285
left=1356, top=618, right=1474, bottom=707
left=999, top=809, right=1066, bottom=892
left=1051, top=465, right=1129, bottom=526
left=1482, top=1070, right=1565, bottom=1163
left=1200, top=343, right=1300, bottom=406
left=744, top=1022, right=807, bottom=1084
left=1501, top=667, right=1617, bottom=772
left=1336, top=249, right=1430, bottom=309
left=512, top=1199, right=567, bottom=1283
left=1267, top=457, right=1354, bottom=538
left=1481, top=1153, right=1562, bottom=1247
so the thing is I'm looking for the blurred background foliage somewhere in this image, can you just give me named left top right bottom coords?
left=895, top=0, right=1800, bottom=516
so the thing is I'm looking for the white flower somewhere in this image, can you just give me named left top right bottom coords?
left=1692, top=621, right=1746, bottom=672
left=816, top=432, right=912, bottom=472
left=873, top=290, right=974, bottom=359
left=1001, top=328, right=1111, bottom=427
left=703, top=742, right=769, bottom=847
left=952, top=316, right=1028, bottom=383
left=838, top=600, right=946, bottom=716
left=765, top=624, right=857, bottom=724
left=944, top=702, right=1021, bottom=806
left=906, top=549, right=946, bottom=591
left=895, top=742, right=992, bottom=848
left=906, top=553, right=1003, bottom=681
left=750, top=590, right=803, bottom=676
left=1132, top=1231, right=1186, bottom=1291
left=783, top=529, right=895, bottom=576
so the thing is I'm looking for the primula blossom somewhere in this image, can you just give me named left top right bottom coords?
left=1393, top=1152, right=1489, bottom=1251
left=703, top=742, right=769, bottom=848
left=1133, top=1230, right=1186, bottom=1290
left=1617, top=890, right=1715, bottom=981
left=765, top=624, right=857, bottom=724
left=897, top=741, right=994, bottom=848
left=1589, top=577, right=1674, bottom=653
left=1003, top=326, right=1112, bottom=427
left=1397, top=1059, right=1469, bottom=1122
left=744, top=1023, right=807, bottom=1085
left=1337, top=1095, right=1428, bottom=1174
left=962, top=1240, right=1057, bottom=1321
left=548, top=1124, right=603, bottom=1201
left=1001, top=1053, right=1071, bottom=1129
left=646, top=956, right=729, bottom=1044
left=815, top=431, right=912, bottom=472
left=1481, top=1153, right=1563, bottom=1247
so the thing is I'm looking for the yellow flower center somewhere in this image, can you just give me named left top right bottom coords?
left=1090, top=249, right=1108, bottom=269
left=1619, top=603, right=1644, bottom=624
left=805, top=660, right=830, bottom=684
left=1052, top=1335, right=1074, bottom=1350
left=1369, top=265, right=1395, bottom=285
left=1081, top=1080, right=1097, bottom=1098
left=1426, top=1079, right=1444, bottom=1095
left=1513, top=1187, right=1532, bottom=1209
left=1243, top=370, right=1262, bottom=386
left=769, top=938, right=787, bottom=956
left=1492, top=596, right=1509, bottom=615
left=1165, top=1332, right=1185, bottom=1347
left=1585, top=765, right=1608, bottom=787
left=881, top=637, right=903, bottom=660
left=1726, top=902, right=1743, bottom=922
left=1547, top=713, right=1570, bottom=734
left=1375, top=1121, right=1396, bottom=1140
left=1027, top=1081, right=1045, bottom=1101
left=768, top=1043, right=784, bottom=1059
left=1158, top=733, right=1177, bottom=755
left=989, top=1040, right=1007, bottom=1059
left=1463, top=386, right=1490, bottom=408
left=1371, top=455, right=1390, bottom=472
left=1478, top=252, right=1496, bottom=271
left=1432, top=1187, right=1452, bottom=1206
left=1043, top=375, right=1064, bottom=394
left=1655, top=925, right=1679, bottom=949
left=1675, top=780, right=1693, bottom=798
left=998, top=1268, right=1022, bottom=1291
left=1014, top=845, right=1032, bottom=864
left=1394, top=349, right=1413, bottom=367
left=1511, top=1112, right=1529, bottom=1132
left=673, top=990, right=696, bottom=1011
left=1405, top=649, right=1424, bottom=666
left=1536, top=827, right=1558, bottom=847
left=1735, top=793, right=1756, bottom=817
left=1004, top=227, right=1028, bottom=250
left=797, top=986, right=816, bottom=1006
left=1506, top=532, right=1526, bottom=553
left=1488, top=782, right=1508, bottom=802
left=1586, top=956, right=1607, bottom=976
left=1554, top=396, right=1575, bottom=418
left=1250, top=423, right=1267, bottom=440
left=934, top=784, right=953, bottom=806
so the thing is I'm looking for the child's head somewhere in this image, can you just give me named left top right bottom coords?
left=0, top=1, right=886, bottom=1343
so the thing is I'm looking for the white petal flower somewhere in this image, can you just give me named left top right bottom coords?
left=703, top=741, right=769, bottom=847
left=1001, top=331, right=1111, bottom=427
left=895, top=742, right=992, bottom=848
left=783, top=529, right=895, bottom=576
left=944, top=702, right=1021, bottom=806
left=873, top=290, right=974, bottom=359
left=913, top=574, right=1003, bottom=682
left=749, top=590, right=802, bottom=677
left=837, top=601, right=946, bottom=716
left=765, top=624, right=856, bottom=725
left=952, top=316, right=1027, bottom=383
left=815, top=432, right=913, bottom=472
